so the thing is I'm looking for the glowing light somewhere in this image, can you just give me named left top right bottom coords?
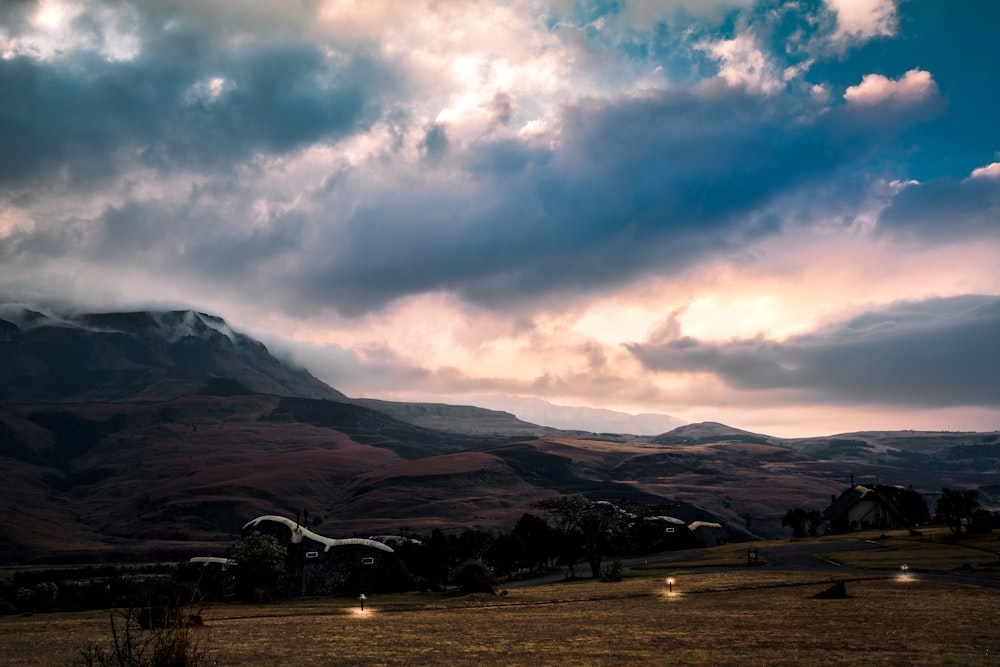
left=35, top=0, right=67, bottom=29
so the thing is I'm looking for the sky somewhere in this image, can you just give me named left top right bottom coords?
left=1, top=0, right=998, bottom=437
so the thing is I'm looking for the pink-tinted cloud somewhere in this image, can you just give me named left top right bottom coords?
left=825, top=0, right=898, bottom=46
left=843, top=68, right=936, bottom=106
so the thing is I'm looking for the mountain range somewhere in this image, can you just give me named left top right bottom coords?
left=1, top=306, right=997, bottom=564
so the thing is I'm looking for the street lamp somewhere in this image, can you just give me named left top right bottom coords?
left=667, top=578, right=674, bottom=594
left=359, top=593, right=366, bottom=612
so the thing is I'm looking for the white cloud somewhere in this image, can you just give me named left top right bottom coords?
left=843, top=69, right=936, bottom=106
left=825, top=0, right=897, bottom=46
left=698, top=33, right=784, bottom=95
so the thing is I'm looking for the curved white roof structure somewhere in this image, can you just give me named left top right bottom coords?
left=243, top=515, right=395, bottom=553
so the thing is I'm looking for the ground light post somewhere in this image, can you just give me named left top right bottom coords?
left=360, top=593, right=366, bottom=612
left=667, top=578, right=674, bottom=594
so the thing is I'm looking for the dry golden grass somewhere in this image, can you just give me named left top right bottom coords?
left=2, top=569, right=998, bottom=666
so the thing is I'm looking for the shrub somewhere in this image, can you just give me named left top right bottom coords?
left=599, top=560, right=623, bottom=582
left=73, top=607, right=213, bottom=667
left=452, top=560, right=496, bottom=595
left=72, top=577, right=214, bottom=667
left=15, top=582, right=58, bottom=612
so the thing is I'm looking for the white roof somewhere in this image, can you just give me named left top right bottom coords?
left=243, top=515, right=395, bottom=553
left=688, top=521, right=723, bottom=530
left=189, top=556, right=231, bottom=566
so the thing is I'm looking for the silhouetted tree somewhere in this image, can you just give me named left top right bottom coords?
left=512, top=513, right=553, bottom=572
left=487, top=533, right=523, bottom=578
left=451, top=529, right=494, bottom=564
left=534, top=495, right=590, bottom=578
left=533, top=495, right=629, bottom=578
left=782, top=508, right=823, bottom=538
left=898, top=487, right=931, bottom=527
left=936, top=488, right=980, bottom=536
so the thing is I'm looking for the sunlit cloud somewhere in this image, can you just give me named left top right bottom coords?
left=825, top=0, right=898, bottom=47
left=843, top=69, right=936, bottom=107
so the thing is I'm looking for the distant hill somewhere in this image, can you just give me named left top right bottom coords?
left=460, top=395, right=683, bottom=435
left=352, top=399, right=559, bottom=436
left=653, top=421, right=1000, bottom=474
left=780, top=429, right=1000, bottom=472
left=653, top=421, right=774, bottom=445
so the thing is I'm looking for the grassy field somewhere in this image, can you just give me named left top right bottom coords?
left=2, top=532, right=999, bottom=666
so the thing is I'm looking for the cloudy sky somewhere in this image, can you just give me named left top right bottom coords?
left=1, top=0, right=998, bottom=436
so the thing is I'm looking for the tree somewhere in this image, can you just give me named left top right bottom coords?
left=577, top=501, right=622, bottom=579
left=897, top=487, right=930, bottom=527
left=487, top=533, right=524, bottom=578
left=533, top=495, right=627, bottom=579
left=782, top=508, right=823, bottom=538
left=936, top=488, right=980, bottom=536
left=511, top=513, right=553, bottom=572
left=228, top=532, right=287, bottom=601
left=533, top=495, right=590, bottom=578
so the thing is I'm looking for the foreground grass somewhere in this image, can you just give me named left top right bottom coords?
left=2, top=568, right=997, bottom=666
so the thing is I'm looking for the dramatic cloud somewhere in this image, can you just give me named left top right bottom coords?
left=1, top=0, right=997, bottom=435
left=628, top=295, right=1000, bottom=407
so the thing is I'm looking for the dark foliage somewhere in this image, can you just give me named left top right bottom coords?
left=452, top=560, right=496, bottom=595
left=936, top=488, right=981, bottom=536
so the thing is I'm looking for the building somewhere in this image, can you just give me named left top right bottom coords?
left=241, top=515, right=417, bottom=597
left=823, top=484, right=928, bottom=533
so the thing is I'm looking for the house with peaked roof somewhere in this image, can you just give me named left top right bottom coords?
left=823, top=484, right=929, bottom=533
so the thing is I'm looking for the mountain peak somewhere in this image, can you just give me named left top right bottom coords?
left=0, top=305, right=346, bottom=403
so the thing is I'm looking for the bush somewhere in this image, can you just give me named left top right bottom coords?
left=599, top=560, right=623, bottom=582
left=15, top=582, right=58, bottom=612
left=452, top=560, right=496, bottom=595
left=73, top=576, right=214, bottom=667
left=73, top=607, right=213, bottom=667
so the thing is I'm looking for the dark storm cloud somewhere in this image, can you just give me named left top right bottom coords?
left=282, top=82, right=933, bottom=315
left=627, top=295, right=1000, bottom=407
left=0, top=17, right=390, bottom=193
left=877, top=174, right=1000, bottom=242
